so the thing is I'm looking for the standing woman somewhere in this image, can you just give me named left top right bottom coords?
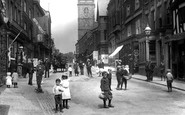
left=86, top=59, right=92, bottom=77
left=100, top=71, right=114, bottom=108
left=116, top=66, right=123, bottom=90
left=121, top=65, right=129, bottom=90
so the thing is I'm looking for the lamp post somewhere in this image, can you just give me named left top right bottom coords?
left=144, top=25, right=151, bottom=62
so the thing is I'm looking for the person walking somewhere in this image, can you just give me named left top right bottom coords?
left=28, top=59, right=34, bottom=85
left=145, top=61, right=151, bottom=81
left=35, top=60, right=45, bottom=93
left=166, top=69, right=173, bottom=92
left=73, top=62, right=79, bottom=76
left=68, top=65, right=73, bottom=77
left=86, top=59, right=92, bottom=77
left=100, top=71, right=114, bottom=108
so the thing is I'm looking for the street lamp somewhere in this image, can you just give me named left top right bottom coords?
left=144, top=24, right=151, bottom=62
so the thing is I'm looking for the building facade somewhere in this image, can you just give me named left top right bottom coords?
left=0, top=0, right=52, bottom=85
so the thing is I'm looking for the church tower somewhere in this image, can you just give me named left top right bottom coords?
left=78, top=0, right=95, bottom=40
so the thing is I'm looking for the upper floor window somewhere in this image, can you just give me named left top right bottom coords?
left=135, top=0, right=140, bottom=10
left=23, top=22, right=27, bottom=30
left=29, top=9, right=32, bottom=18
left=23, top=1, right=26, bottom=12
left=126, top=5, right=130, bottom=17
left=136, top=19, right=141, bottom=34
left=14, top=7, right=17, bottom=21
left=127, top=25, right=132, bottom=37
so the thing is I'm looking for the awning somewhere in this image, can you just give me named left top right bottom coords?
left=109, top=45, right=123, bottom=58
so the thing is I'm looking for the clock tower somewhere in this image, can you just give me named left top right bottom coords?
left=78, top=0, right=95, bottom=40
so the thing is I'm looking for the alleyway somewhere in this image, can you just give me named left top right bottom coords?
left=1, top=70, right=185, bottom=115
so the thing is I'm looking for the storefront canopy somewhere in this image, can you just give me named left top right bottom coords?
left=109, top=45, right=123, bottom=58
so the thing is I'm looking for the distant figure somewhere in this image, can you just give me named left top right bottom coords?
left=12, top=70, right=18, bottom=88
left=160, top=62, right=165, bottom=81
left=79, top=61, right=84, bottom=75
left=53, top=78, right=64, bottom=113
left=44, top=58, right=51, bottom=78
left=28, top=59, right=34, bottom=85
left=73, top=62, right=79, bottom=76
left=166, top=69, right=173, bottom=92
left=86, top=59, right=92, bottom=77
left=98, top=60, right=104, bottom=77
left=68, top=65, right=73, bottom=77
left=116, top=66, right=123, bottom=90
left=145, top=61, right=151, bottom=81
left=6, top=72, right=12, bottom=88
left=107, top=69, right=112, bottom=91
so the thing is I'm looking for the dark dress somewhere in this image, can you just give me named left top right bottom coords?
left=100, top=77, right=112, bottom=100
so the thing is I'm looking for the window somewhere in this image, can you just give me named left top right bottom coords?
left=10, top=3, right=13, bottom=20
left=18, top=10, right=21, bottom=24
left=136, top=19, right=141, bottom=34
left=24, top=1, right=26, bottom=12
left=126, top=5, right=130, bottom=17
left=23, top=23, right=27, bottom=30
left=127, top=25, right=131, bottom=37
left=135, top=0, right=140, bottom=10
left=29, top=9, right=32, bottom=18
left=14, top=7, right=17, bottom=21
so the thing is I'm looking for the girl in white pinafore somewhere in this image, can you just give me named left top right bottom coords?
left=6, top=72, right=12, bottom=88
left=61, top=75, right=71, bottom=109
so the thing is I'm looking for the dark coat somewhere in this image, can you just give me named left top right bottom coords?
left=98, top=62, right=104, bottom=69
left=36, top=64, right=45, bottom=83
left=100, top=77, right=110, bottom=91
left=116, top=69, right=123, bottom=79
left=28, top=62, right=34, bottom=74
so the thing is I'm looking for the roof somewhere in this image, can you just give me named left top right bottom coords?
left=97, top=0, right=110, bottom=16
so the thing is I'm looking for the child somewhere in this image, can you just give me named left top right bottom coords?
left=100, top=71, right=114, bottom=108
left=68, top=65, right=73, bottom=77
left=107, top=69, right=112, bottom=91
left=6, top=72, right=12, bottom=88
left=53, top=78, right=64, bottom=113
left=12, top=70, right=18, bottom=88
left=61, top=75, right=71, bottom=109
left=166, top=69, right=173, bottom=92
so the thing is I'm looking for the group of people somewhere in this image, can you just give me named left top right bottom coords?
left=53, top=75, right=71, bottom=113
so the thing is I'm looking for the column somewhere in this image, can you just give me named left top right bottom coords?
left=146, top=37, right=150, bottom=61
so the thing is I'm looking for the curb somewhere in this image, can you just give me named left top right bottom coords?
left=132, top=77, right=185, bottom=92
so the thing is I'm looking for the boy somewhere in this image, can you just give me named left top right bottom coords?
left=100, top=71, right=114, bottom=108
left=53, top=78, right=64, bottom=113
left=166, top=69, right=173, bottom=92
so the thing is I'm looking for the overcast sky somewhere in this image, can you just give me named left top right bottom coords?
left=40, top=0, right=78, bottom=53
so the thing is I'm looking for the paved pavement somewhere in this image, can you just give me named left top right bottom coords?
left=0, top=67, right=185, bottom=115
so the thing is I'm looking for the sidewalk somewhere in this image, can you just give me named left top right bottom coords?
left=132, top=74, right=185, bottom=91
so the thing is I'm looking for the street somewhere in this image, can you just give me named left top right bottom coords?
left=1, top=70, right=185, bottom=115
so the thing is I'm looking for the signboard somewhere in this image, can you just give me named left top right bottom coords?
left=93, top=51, right=98, bottom=60
left=101, top=54, right=109, bottom=64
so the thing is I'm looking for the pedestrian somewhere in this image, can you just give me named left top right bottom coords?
left=121, top=65, right=129, bottom=90
left=98, top=59, right=104, bottom=77
left=160, top=62, right=165, bottom=81
left=86, top=59, right=92, bottom=77
left=116, top=66, right=123, bottom=90
left=149, top=63, right=155, bottom=81
left=100, top=71, right=114, bottom=108
left=44, top=58, right=51, bottom=78
left=68, top=65, right=73, bottom=77
left=28, top=59, right=34, bottom=85
left=73, top=62, right=79, bottom=76
left=6, top=72, right=12, bottom=88
left=61, top=75, right=71, bottom=109
left=9, top=59, right=16, bottom=75
left=12, top=69, right=18, bottom=88
left=53, top=78, right=64, bottom=113
left=35, top=60, right=45, bottom=93
left=166, top=69, right=173, bottom=92
left=107, top=69, right=112, bottom=91
left=145, top=61, right=151, bottom=81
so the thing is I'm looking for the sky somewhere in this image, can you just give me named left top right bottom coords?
left=40, top=0, right=78, bottom=53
